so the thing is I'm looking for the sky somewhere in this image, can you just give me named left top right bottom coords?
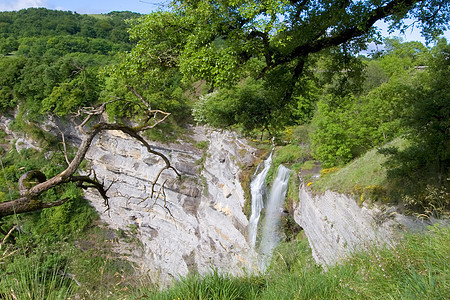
left=0, top=0, right=165, bottom=14
left=0, top=0, right=448, bottom=45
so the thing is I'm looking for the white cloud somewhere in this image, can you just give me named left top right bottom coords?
left=0, top=0, right=47, bottom=11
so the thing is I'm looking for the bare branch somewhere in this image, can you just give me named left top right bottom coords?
left=55, top=124, right=71, bottom=166
left=72, top=176, right=109, bottom=202
left=126, top=85, right=151, bottom=110
left=134, top=110, right=171, bottom=132
left=0, top=225, right=16, bottom=249
left=0, top=99, right=180, bottom=218
left=0, top=75, right=182, bottom=219
left=76, top=102, right=108, bottom=134
left=0, top=196, right=70, bottom=218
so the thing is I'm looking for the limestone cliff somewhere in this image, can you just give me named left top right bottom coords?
left=293, top=181, right=432, bottom=266
left=83, top=126, right=259, bottom=286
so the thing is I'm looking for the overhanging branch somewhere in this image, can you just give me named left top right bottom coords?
left=0, top=100, right=180, bottom=218
left=286, top=0, right=419, bottom=61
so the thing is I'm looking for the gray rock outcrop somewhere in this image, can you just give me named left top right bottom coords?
left=83, top=126, right=258, bottom=286
left=294, top=182, right=432, bottom=266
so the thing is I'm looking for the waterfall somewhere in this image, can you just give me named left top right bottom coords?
left=258, top=164, right=291, bottom=270
left=248, top=153, right=272, bottom=248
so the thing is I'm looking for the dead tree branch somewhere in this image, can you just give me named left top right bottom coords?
left=0, top=99, right=180, bottom=218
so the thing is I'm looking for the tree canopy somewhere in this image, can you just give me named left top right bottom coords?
left=126, top=0, right=448, bottom=132
left=175, top=0, right=447, bottom=86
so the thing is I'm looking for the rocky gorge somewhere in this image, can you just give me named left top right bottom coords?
left=0, top=115, right=438, bottom=286
left=82, top=125, right=435, bottom=283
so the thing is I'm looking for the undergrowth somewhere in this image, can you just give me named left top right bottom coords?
left=0, top=145, right=140, bottom=299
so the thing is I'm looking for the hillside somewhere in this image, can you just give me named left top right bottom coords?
left=0, top=2, right=449, bottom=299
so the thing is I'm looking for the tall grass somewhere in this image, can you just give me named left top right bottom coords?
left=0, top=257, right=77, bottom=299
left=133, top=269, right=264, bottom=300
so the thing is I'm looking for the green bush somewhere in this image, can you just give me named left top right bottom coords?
left=266, top=144, right=304, bottom=184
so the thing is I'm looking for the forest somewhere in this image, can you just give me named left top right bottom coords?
left=0, top=1, right=449, bottom=298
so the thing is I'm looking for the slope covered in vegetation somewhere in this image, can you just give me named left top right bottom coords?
left=0, top=1, right=449, bottom=298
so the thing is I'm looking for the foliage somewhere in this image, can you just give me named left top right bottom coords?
left=171, top=0, right=449, bottom=131
left=192, top=91, right=235, bottom=127
left=175, top=0, right=447, bottom=85
left=379, top=39, right=450, bottom=215
left=0, top=8, right=136, bottom=120
left=41, top=57, right=104, bottom=116
left=0, top=37, right=19, bottom=55
left=0, top=56, right=25, bottom=111
left=193, top=78, right=302, bottom=133
left=0, top=147, right=97, bottom=237
left=0, top=8, right=139, bottom=44
left=311, top=94, right=357, bottom=167
left=310, top=39, right=428, bottom=167
left=101, top=11, right=192, bottom=128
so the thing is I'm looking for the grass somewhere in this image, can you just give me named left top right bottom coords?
left=0, top=221, right=143, bottom=299
left=132, top=269, right=264, bottom=300
left=311, top=138, right=409, bottom=204
left=131, top=224, right=449, bottom=299
left=312, top=146, right=388, bottom=193
left=266, top=144, right=306, bottom=185
left=0, top=254, right=76, bottom=300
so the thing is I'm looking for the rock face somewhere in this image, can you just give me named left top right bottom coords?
left=83, top=127, right=258, bottom=286
left=4, top=112, right=439, bottom=280
left=294, top=183, right=430, bottom=266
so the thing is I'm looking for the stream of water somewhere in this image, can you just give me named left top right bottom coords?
left=258, top=164, right=291, bottom=271
left=248, top=153, right=272, bottom=248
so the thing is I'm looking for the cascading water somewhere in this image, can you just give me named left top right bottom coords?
left=258, top=164, right=291, bottom=270
left=248, top=153, right=272, bottom=248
